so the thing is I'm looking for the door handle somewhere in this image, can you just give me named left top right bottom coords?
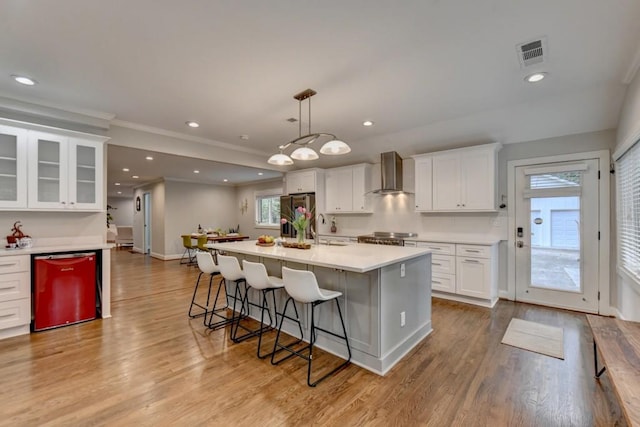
left=516, top=241, right=524, bottom=248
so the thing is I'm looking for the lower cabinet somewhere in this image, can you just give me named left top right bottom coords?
left=0, top=255, right=31, bottom=339
left=416, top=241, right=498, bottom=307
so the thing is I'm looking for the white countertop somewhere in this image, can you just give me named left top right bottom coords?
left=208, top=240, right=431, bottom=273
left=0, top=243, right=113, bottom=257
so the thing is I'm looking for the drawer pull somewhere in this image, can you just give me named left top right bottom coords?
left=432, top=263, right=442, bottom=266
left=0, top=262, right=18, bottom=267
left=432, top=280, right=441, bottom=284
left=0, top=313, right=15, bottom=319
left=465, top=249, right=481, bottom=253
left=429, top=247, right=441, bottom=250
left=0, top=286, right=16, bottom=291
left=463, top=259, right=480, bottom=263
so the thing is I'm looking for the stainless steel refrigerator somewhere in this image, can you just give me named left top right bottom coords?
left=280, top=193, right=315, bottom=239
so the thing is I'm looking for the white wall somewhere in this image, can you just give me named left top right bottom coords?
left=613, top=70, right=640, bottom=321
left=0, top=211, right=104, bottom=245
left=235, top=179, right=284, bottom=239
left=163, top=180, right=237, bottom=257
left=107, top=197, right=133, bottom=226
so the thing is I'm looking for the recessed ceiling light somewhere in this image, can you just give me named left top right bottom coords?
left=117, top=191, right=122, bottom=195
left=122, top=168, right=129, bottom=172
left=114, top=182, right=121, bottom=186
left=258, top=172, right=264, bottom=176
left=132, top=175, right=139, bottom=179
left=223, top=179, right=228, bottom=182
left=239, top=135, right=249, bottom=140
left=525, top=72, right=547, bottom=83
left=145, top=156, right=153, bottom=160
left=193, top=170, right=199, bottom=174
left=12, top=75, right=37, bottom=86
left=186, top=121, right=200, bottom=128
left=363, top=120, right=374, bottom=127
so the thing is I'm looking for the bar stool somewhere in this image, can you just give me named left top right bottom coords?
left=215, top=255, right=248, bottom=334
left=240, top=260, right=304, bottom=358
left=203, top=254, right=242, bottom=330
left=271, top=266, right=351, bottom=387
left=189, top=252, right=226, bottom=319
left=180, top=235, right=197, bottom=265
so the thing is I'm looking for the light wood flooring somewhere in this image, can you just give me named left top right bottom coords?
left=0, top=249, right=626, bottom=426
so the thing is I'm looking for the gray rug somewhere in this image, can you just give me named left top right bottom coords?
left=501, top=318, right=564, bottom=359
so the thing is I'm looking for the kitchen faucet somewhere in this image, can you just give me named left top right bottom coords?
left=313, top=214, right=326, bottom=245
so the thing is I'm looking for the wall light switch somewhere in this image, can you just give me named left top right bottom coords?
left=400, top=263, right=405, bottom=277
left=400, top=311, right=406, bottom=327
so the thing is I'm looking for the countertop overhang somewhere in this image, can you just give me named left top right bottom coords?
left=0, top=243, right=114, bottom=257
left=207, top=241, right=431, bottom=273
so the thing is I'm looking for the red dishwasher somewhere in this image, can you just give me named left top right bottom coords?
left=33, top=252, right=97, bottom=331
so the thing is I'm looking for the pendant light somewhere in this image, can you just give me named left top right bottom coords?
left=267, top=88, right=350, bottom=165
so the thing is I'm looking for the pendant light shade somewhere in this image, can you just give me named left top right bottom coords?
left=320, top=139, right=351, bottom=155
left=290, top=146, right=319, bottom=160
left=268, top=152, right=294, bottom=165
left=267, top=88, right=350, bottom=165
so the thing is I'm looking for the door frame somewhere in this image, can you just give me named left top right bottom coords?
left=143, top=192, right=151, bottom=255
left=506, top=150, right=611, bottom=315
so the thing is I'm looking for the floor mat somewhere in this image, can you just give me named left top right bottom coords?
left=501, top=318, right=564, bottom=359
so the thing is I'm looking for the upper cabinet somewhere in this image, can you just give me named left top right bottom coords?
left=0, top=125, right=28, bottom=209
left=0, top=119, right=108, bottom=212
left=413, top=143, right=501, bottom=212
left=413, top=157, right=432, bottom=212
left=286, top=169, right=319, bottom=194
left=28, top=133, right=104, bottom=210
left=325, top=163, right=372, bottom=214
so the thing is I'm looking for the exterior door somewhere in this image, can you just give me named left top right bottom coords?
left=514, top=159, right=599, bottom=313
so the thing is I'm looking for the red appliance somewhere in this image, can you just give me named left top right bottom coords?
left=34, top=252, right=96, bottom=331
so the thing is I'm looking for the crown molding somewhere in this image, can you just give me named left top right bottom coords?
left=110, top=119, right=269, bottom=156
left=0, top=92, right=114, bottom=128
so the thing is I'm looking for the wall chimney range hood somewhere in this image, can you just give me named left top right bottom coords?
left=372, top=151, right=409, bottom=195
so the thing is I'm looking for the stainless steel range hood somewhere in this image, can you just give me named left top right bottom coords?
left=372, top=151, right=407, bottom=194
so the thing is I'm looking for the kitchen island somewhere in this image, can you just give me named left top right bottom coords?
left=208, top=240, right=432, bottom=375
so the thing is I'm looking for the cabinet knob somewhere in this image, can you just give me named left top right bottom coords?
left=61, top=201, right=66, bottom=205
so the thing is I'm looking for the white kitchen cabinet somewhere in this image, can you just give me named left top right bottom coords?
left=0, top=255, right=30, bottom=339
left=432, top=143, right=500, bottom=211
left=417, top=241, right=498, bottom=307
left=413, top=157, right=432, bottom=212
left=28, top=132, right=104, bottom=210
left=0, top=125, right=28, bottom=209
left=286, top=169, right=318, bottom=194
left=325, top=163, right=372, bottom=214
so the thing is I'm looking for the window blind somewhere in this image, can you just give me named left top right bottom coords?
left=617, top=140, right=640, bottom=281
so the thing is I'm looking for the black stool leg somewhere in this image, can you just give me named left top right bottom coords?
left=271, top=297, right=306, bottom=365
left=205, top=278, right=235, bottom=330
left=189, top=271, right=215, bottom=318
left=307, top=298, right=351, bottom=387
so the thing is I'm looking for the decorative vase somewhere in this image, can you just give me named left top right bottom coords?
left=296, top=229, right=305, bottom=244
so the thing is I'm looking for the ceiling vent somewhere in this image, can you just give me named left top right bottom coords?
left=517, top=37, right=547, bottom=68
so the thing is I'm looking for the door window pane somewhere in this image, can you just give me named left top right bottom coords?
left=530, top=196, right=581, bottom=292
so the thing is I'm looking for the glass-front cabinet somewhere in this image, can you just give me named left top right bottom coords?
left=28, top=132, right=103, bottom=210
left=0, top=125, right=28, bottom=209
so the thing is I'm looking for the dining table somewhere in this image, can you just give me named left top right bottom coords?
left=181, top=233, right=250, bottom=243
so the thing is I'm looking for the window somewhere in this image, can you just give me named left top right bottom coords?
left=255, top=190, right=281, bottom=227
left=617, top=140, right=640, bottom=282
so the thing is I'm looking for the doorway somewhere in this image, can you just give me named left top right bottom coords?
left=143, top=192, right=151, bottom=255
left=507, top=151, right=610, bottom=314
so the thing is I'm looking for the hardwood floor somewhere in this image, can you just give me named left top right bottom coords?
left=0, top=249, right=626, bottom=426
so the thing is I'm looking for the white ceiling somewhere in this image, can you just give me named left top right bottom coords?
left=2, top=0, right=640, bottom=196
